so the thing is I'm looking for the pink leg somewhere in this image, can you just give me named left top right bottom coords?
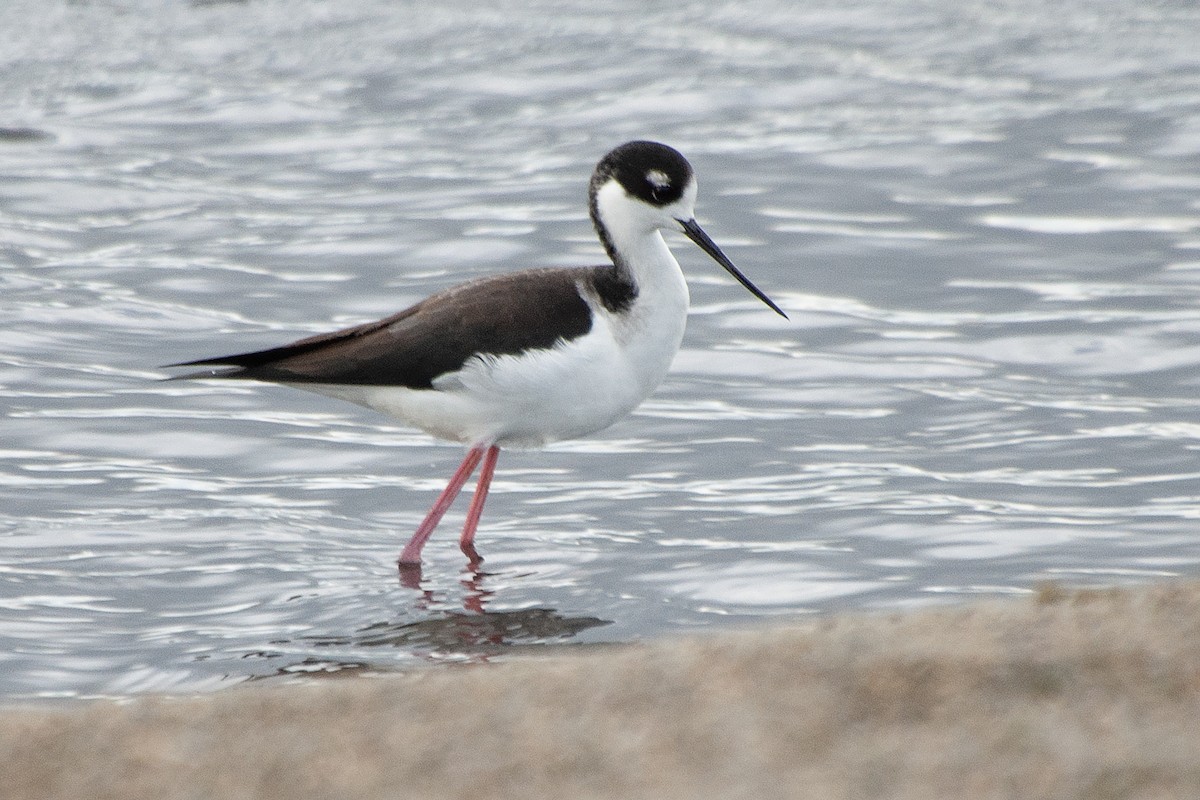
left=460, top=445, right=500, bottom=561
left=398, top=446, right=485, bottom=565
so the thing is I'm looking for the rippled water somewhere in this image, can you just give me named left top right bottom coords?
left=3, top=0, right=1200, bottom=699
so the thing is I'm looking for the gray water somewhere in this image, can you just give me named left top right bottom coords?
left=3, top=0, right=1200, bottom=700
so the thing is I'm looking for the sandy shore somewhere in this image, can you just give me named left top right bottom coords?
left=4, top=580, right=1199, bottom=800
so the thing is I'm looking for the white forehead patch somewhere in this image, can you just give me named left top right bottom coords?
left=646, top=169, right=671, bottom=190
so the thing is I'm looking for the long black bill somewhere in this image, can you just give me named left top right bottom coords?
left=678, top=218, right=788, bottom=319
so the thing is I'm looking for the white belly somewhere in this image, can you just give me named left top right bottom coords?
left=294, top=291, right=689, bottom=448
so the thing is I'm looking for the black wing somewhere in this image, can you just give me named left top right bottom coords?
left=164, top=268, right=597, bottom=390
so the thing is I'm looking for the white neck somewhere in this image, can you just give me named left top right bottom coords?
left=593, top=180, right=688, bottom=293
left=590, top=181, right=690, bottom=398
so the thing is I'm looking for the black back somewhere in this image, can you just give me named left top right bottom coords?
left=168, top=267, right=599, bottom=389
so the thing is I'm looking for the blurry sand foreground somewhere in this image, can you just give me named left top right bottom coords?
left=3, top=580, right=1200, bottom=800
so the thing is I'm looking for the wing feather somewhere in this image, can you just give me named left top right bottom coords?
left=165, top=268, right=596, bottom=390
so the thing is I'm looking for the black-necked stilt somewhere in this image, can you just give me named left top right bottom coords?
left=166, top=141, right=786, bottom=567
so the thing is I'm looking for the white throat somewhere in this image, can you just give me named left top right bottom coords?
left=593, top=179, right=695, bottom=290
left=589, top=179, right=691, bottom=394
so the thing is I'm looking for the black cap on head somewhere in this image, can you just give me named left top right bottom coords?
left=591, top=140, right=693, bottom=207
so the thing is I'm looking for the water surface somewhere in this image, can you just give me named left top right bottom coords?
left=3, top=0, right=1200, bottom=699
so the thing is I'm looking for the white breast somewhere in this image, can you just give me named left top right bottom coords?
left=294, top=257, right=689, bottom=448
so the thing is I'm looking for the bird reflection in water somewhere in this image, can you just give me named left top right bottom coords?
left=399, top=557, right=489, bottom=612
left=300, top=560, right=611, bottom=663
